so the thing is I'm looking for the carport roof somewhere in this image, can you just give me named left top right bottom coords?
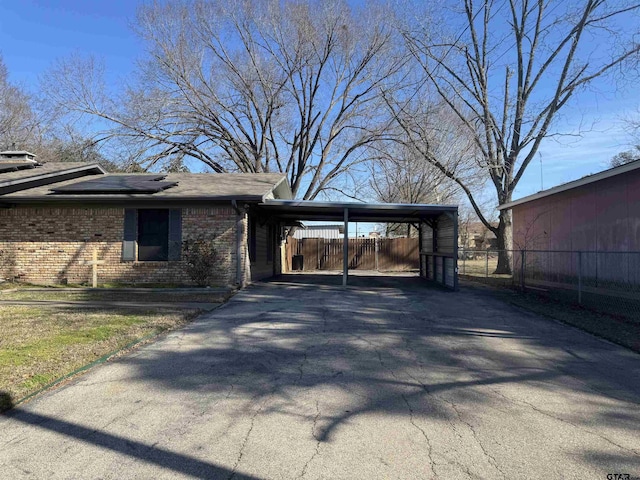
left=257, top=200, right=457, bottom=223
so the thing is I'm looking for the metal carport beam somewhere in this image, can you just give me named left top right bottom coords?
left=343, top=207, right=349, bottom=286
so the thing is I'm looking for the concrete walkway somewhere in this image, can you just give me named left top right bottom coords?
left=1, top=274, right=639, bottom=479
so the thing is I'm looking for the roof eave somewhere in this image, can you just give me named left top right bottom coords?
left=271, top=175, right=293, bottom=200
left=261, top=199, right=458, bottom=210
left=0, top=164, right=107, bottom=195
left=0, top=164, right=106, bottom=188
left=0, top=194, right=267, bottom=206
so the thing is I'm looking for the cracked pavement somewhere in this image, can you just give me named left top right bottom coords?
left=1, top=272, right=639, bottom=479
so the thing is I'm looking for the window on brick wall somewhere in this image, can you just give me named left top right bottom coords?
left=122, top=208, right=182, bottom=262
left=138, top=209, right=169, bottom=261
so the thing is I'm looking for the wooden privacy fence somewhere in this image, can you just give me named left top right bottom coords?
left=285, top=237, right=419, bottom=272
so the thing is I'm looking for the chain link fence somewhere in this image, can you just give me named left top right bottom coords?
left=458, top=248, right=640, bottom=321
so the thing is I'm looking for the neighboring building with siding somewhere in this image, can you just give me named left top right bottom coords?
left=0, top=151, right=291, bottom=286
left=292, top=224, right=344, bottom=239
left=499, top=160, right=640, bottom=286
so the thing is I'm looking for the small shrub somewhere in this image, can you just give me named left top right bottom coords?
left=182, top=237, right=219, bottom=286
left=0, top=248, right=17, bottom=283
left=0, top=391, right=14, bottom=412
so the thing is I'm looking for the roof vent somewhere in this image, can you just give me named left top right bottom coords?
left=0, top=150, right=38, bottom=164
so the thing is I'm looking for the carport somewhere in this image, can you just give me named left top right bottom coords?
left=256, top=200, right=459, bottom=289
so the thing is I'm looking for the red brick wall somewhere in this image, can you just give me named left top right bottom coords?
left=0, top=205, right=240, bottom=286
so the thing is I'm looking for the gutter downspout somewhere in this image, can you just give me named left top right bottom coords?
left=231, top=200, right=245, bottom=287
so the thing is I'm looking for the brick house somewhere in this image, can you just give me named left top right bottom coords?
left=0, top=151, right=291, bottom=286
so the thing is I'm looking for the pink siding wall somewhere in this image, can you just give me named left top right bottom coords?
left=512, top=167, right=640, bottom=285
left=628, top=171, right=640, bottom=251
left=513, top=167, right=640, bottom=252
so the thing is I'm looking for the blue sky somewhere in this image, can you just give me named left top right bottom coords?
left=1, top=0, right=638, bottom=206
left=0, top=0, right=141, bottom=82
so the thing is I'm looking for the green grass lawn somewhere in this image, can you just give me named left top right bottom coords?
left=0, top=305, right=203, bottom=411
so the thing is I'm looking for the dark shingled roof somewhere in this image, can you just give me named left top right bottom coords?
left=50, top=175, right=179, bottom=194
left=0, top=163, right=107, bottom=196
left=1, top=172, right=292, bottom=203
left=0, top=162, right=100, bottom=184
left=0, top=162, right=40, bottom=174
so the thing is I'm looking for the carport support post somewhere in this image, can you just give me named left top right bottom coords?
left=342, top=208, right=349, bottom=287
left=453, top=209, right=459, bottom=291
left=343, top=208, right=349, bottom=286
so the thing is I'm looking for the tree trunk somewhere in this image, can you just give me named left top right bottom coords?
left=494, top=208, right=513, bottom=274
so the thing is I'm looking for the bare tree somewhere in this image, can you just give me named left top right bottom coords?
left=374, top=97, right=490, bottom=235
left=610, top=106, right=640, bottom=167
left=374, top=147, right=461, bottom=236
left=0, top=55, right=120, bottom=167
left=371, top=147, right=456, bottom=205
left=370, top=103, right=478, bottom=235
left=43, top=0, right=405, bottom=199
left=370, top=143, right=456, bottom=236
left=373, top=101, right=483, bottom=201
left=609, top=146, right=640, bottom=167
left=0, top=55, right=39, bottom=150
left=394, top=0, right=640, bottom=273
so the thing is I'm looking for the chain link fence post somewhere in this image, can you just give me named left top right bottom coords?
left=520, top=250, right=526, bottom=292
left=578, top=250, right=582, bottom=305
left=462, top=248, right=466, bottom=275
left=485, top=250, right=489, bottom=278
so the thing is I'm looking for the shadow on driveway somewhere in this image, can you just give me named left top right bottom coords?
left=2, top=275, right=640, bottom=478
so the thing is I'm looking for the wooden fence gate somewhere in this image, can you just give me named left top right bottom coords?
left=285, top=237, right=419, bottom=272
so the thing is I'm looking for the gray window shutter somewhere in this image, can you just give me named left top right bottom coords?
left=168, top=208, right=182, bottom=261
left=122, top=209, right=137, bottom=261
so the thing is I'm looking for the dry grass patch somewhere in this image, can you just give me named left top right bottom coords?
left=0, top=290, right=230, bottom=304
left=464, top=280, right=640, bottom=353
left=459, top=257, right=512, bottom=278
left=0, top=305, right=202, bottom=411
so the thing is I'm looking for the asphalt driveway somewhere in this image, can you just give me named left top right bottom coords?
left=1, top=273, right=639, bottom=479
